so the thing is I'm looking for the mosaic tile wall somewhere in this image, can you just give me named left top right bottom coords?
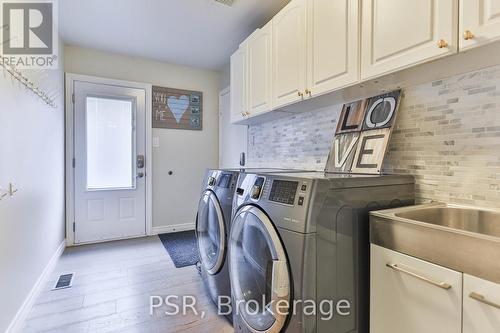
left=247, top=65, right=500, bottom=207
left=248, top=104, right=342, bottom=171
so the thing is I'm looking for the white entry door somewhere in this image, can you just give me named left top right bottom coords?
left=73, top=81, right=147, bottom=244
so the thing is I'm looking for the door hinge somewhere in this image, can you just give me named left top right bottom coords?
left=72, top=158, right=75, bottom=168
left=72, top=94, right=75, bottom=104
left=73, top=222, right=75, bottom=232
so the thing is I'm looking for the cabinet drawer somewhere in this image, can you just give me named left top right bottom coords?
left=370, top=244, right=462, bottom=333
left=463, top=274, right=500, bottom=333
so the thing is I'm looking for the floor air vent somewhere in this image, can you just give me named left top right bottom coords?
left=53, top=273, right=74, bottom=290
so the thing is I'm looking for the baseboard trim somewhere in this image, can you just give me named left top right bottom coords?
left=6, top=239, right=66, bottom=333
left=152, top=223, right=195, bottom=235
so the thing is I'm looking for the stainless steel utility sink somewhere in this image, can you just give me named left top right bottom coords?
left=370, top=202, right=500, bottom=284
left=395, top=206, right=500, bottom=238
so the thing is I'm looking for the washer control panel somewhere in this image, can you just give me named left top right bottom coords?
left=268, top=180, right=299, bottom=206
left=250, top=177, right=266, bottom=200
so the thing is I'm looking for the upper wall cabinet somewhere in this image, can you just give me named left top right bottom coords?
left=272, top=0, right=307, bottom=109
left=460, top=0, right=500, bottom=51
left=230, top=43, right=248, bottom=123
left=307, top=0, right=360, bottom=97
left=247, top=22, right=273, bottom=117
left=361, top=0, right=458, bottom=80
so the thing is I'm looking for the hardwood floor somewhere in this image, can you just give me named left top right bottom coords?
left=22, top=236, right=233, bottom=333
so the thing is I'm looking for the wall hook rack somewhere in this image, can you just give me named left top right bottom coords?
left=0, top=62, right=57, bottom=108
left=8, top=183, right=18, bottom=197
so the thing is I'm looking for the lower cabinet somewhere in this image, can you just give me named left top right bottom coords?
left=463, top=274, right=500, bottom=333
left=370, top=244, right=463, bottom=333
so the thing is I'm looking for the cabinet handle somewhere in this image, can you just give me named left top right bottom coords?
left=437, top=39, right=448, bottom=49
left=463, top=30, right=475, bottom=41
left=469, top=292, right=500, bottom=310
left=386, top=263, right=452, bottom=290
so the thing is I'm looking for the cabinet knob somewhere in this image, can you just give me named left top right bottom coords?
left=245, top=111, right=250, bottom=116
left=298, top=91, right=304, bottom=98
left=305, top=89, right=312, bottom=97
left=463, top=30, right=474, bottom=40
left=437, top=39, right=448, bottom=49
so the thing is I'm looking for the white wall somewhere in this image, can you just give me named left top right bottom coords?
left=64, top=46, right=220, bottom=230
left=0, top=44, right=65, bottom=331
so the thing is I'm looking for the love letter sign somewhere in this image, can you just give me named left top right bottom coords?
left=325, top=90, right=401, bottom=174
left=152, top=86, right=203, bottom=130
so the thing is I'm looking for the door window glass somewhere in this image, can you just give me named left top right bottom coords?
left=86, top=96, right=135, bottom=190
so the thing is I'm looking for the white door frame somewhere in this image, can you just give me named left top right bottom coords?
left=218, top=86, right=230, bottom=167
left=65, top=73, right=153, bottom=246
left=219, top=86, right=248, bottom=168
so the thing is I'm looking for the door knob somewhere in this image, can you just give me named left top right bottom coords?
left=437, top=39, right=448, bottom=48
left=463, top=30, right=474, bottom=40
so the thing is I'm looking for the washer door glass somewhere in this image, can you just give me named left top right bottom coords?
left=229, top=205, right=291, bottom=333
left=196, top=190, right=225, bottom=275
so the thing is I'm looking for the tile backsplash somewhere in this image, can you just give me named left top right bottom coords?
left=247, top=64, right=500, bottom=208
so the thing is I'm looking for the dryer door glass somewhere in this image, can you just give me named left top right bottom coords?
left=229, top=205, right=291, bottom=333
left=196, top=190, right=225, bottom=275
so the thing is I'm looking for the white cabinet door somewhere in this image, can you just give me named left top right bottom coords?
left=460, top=0, right=500, bottom=50
left=463, top=274, right=500, bottom=333
left=272, top=0, right=307, bottom=109
left=230, top=44, right=248, bottom=123
left=307, top=0, right=359, bottom=97
left=370, top=245, right=462, bottom=333
left=361, top=0, right=458, bottom=80
left=247, top=22, right=273, bottom=117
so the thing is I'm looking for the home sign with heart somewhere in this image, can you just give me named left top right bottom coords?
left=152, top=86, right=203, bottom=130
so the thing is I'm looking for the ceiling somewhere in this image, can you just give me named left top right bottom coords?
left=60, top=0, right=290, bottom=71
